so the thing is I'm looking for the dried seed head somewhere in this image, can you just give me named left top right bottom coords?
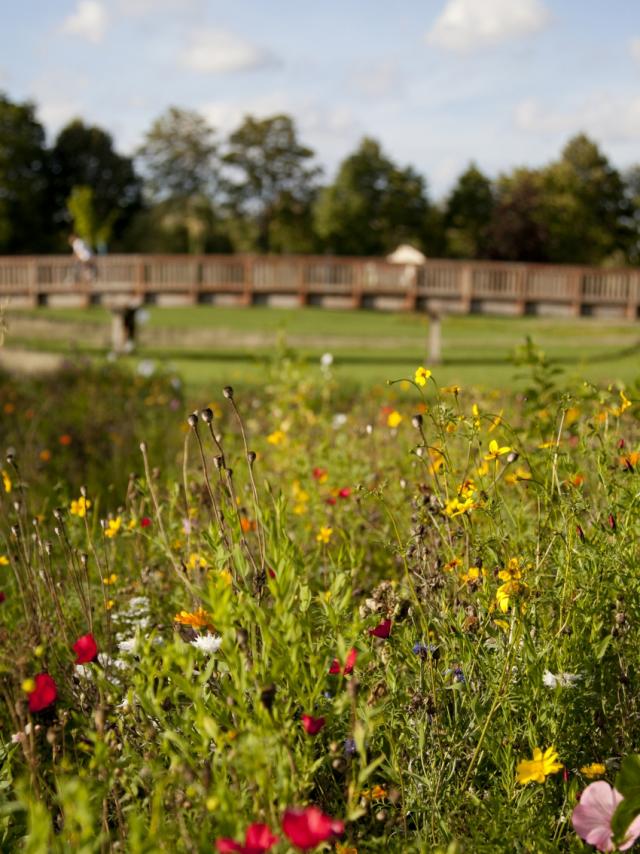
left=6, top=452, right=15, bottom=466
left=139, top=441, right=147, bottom=453
left=411, top=414, right=423, bottom=429
left=11, top=525, right=19, bottom=538
left=187, top=412, right=199, bottom=429
left=224, top=467, right=233, bottom=479
left=506, top=451, right=519, bottom=464
left=53, top=507, right=63, bottom=521
left=247, top=451, right=257, bottom=465
left=45, top=541, right=52, bottom=555
left=223, top=386, right=234, bottom=399
left=200, top=408, right=213, bottom=424
left=213, top=456, right=224, bottom=470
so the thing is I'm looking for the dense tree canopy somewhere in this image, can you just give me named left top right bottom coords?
left=0, top=94, right=53, bottom=253
left=1, top=90, right=640, bottom=265
left=314, top=138, right=431, bottom=256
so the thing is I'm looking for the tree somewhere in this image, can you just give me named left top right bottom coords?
left=67, top=185, right=117, bottom=250
left=444, top=163, right=494, bottom=258
left=51, top=120, right=140, bottom=248
left=223, top=114, right=320, bottom=253
left=314, top=138, right=431, bottom=256
left=137, top=107, right=219, bottom=203
left=486, top=169, right=550, bottom=262
left=539, top=134, right=631, bottom=265
left=0, top=93, right=53, bottom=253
left=133, top=107, right=228, bottom=253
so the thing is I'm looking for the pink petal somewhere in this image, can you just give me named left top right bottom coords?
left=618, top=810, right=640, bottom=851
left=572, top=782, right=622, bottom=852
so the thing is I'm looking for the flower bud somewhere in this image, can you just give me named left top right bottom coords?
left=187, top=413, right=198, bottom=429
left=223, top=386, right=234, bottom=399
left=247, top=451, right=256, bottom=464
left=200, top=408, right=213, bottom=424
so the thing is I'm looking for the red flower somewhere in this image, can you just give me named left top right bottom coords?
left=216, top=823, right=279, bottom=853
left=325, top=497, right=337, bottom=506
left=141, top=516, right=152, bottom=528
left=369, top=619, right=392, bottom=639
left=0, top=591, right=5, bottom=604
left=608, top=513, right=616, bottom=531
left=338, top=487, right=351, bottom=499
left=282, top=807, right=344, bottom=851
left=28, top=673, right=57, bottom=712
left=312, top=467, right=328, bottom=482
left=301, top=714, right=326, bottom=735
left=73, top=633, right=98, bottom=665
left=329, top=647, right=357, bottom=675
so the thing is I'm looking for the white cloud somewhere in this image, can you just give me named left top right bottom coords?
left=630, top=37, right=640, bottom=62
left=349, top=61, right=402, bottom=99
left=426, top=0, right=550, bottom=53
left=61, top=0, right=108, bottom=44
left=181, top=28, right=276, bottom=74
left=514, top=94, right=640, bottom=142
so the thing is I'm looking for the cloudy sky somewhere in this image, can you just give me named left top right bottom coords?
left=3, top=0, right=640, bottom=196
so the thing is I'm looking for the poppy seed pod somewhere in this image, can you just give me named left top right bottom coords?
left=411, top=414, right=423, bottom=429
left=187, top=413, right=198, bottom=429
left=223, top=386, right=234, bottom=399
left=200, top=408, right=213, bottom=424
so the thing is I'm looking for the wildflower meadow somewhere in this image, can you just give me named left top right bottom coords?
left=3, top=350, right=640, bottom=852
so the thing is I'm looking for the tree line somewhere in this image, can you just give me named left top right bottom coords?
left=2, top=91, right=640, bottom=265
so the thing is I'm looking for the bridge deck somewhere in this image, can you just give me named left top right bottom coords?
left=0, top=254, right=638, bottom=319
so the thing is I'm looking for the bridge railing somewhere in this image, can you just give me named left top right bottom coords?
left=0, top=254, right=639, bottom=318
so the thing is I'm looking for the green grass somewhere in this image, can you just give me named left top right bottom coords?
left=6, top=305, right=640, bottom=391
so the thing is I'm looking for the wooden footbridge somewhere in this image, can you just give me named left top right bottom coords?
left=1, top=253, right=638, bottom=359
left=1, top=253, right=639, bottom=318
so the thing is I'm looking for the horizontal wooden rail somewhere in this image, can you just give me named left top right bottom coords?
left=0, top=254, right=638, bottom=319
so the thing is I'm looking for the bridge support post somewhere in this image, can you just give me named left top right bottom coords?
left=428, top=310, right=442, bottom=366
left=110, top=306, right=137, bottom=355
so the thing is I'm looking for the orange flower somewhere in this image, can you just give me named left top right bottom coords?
left=39, top=449, right=51, bottom=462
left=174, top=607, right=212, bottom=629
left=240, top=516, right=255, bottom=533
left=59, top=434, right=72, bottom=446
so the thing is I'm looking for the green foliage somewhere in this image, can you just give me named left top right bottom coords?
left=0, top=93, right=53, bottom=253
left=67, top=185, right=117, bottom=249
left=314, top=137, right=432, bottom=256
left=2, top=358, right=640, bottom=849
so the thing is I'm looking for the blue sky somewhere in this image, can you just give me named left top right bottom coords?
left=3, top=0, right=640, bottom=197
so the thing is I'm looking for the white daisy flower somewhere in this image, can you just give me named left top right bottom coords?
left=191, top=633, right=222, bottom=654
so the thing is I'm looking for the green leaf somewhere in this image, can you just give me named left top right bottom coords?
left=611, top=795, right=640, bottom=845
left=616, top=755, right=640, bottom=799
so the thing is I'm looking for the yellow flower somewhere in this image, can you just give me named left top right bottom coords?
left=516, top=746, right=563, bottom=784
left=174, top=607, right=212, bottom=629
left=476, top=459, right=490, bottom=477
left=187, top=553, right=206, bottom=571
left=387, top=410, right=403, bottom=428
left=106, top=599, right=115, bottom=610
left=498, top=557, right=525, bottom=582
left=484, top=439, right=512, bottom=461
left=267, top=430, right=287, bottom=445
left=102, top=573, right=118, bottom=585
left=496, top=579, right=526, bottom=612
left=538, top=440, right=555, bottom=449
left=218, top=568, right=233, bottom=586
left=0, top=556, right=9, bottom=566
left=104, top=517, right=122, bottom=539
left=460, top=566, right=485, bottom=585
left=488, top=410, right=504, bottom=432
left=472, top=403, right=480, bottom=427
left=444, top=495, right=476, bottom=518
left=2, top=470, right=11, bottom=493
left=316, top=526, right=333, bottom=544
left=443, top=557, right=463, bottom=573
left=336, top=844, right=358, bottom=854
left=609, top=389, right=632, bottom=417
left=70, top=496, right=91, bottom=518
left=580, top=763, right=606, bottom=779
left=414, top=366, right=432, bottom=387
left=441, top=385, right=461, bottom=395
left=21, top=678, right=36, bottom=694
left=505, top=467, right=532, bottom=485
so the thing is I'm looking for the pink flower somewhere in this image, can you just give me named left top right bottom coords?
left=338, top=487, right=351, bottom=499
left=282, top=807, right=343, bottom=851
left=301, top=714, right=325, bottom=735
left=329, top=647, right=357, bottom=675
left=572, top=780, right=640, bottom=852
left=216, top=823, right=278, bottom=853
left=369, top=619, right=392, bottom=639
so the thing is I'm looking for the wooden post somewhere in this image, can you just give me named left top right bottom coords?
left=110, top=307, right=137, bottom=354
left=460, top=264, right=473, bottom=313
left=428, top=310, right=442, bottom=366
